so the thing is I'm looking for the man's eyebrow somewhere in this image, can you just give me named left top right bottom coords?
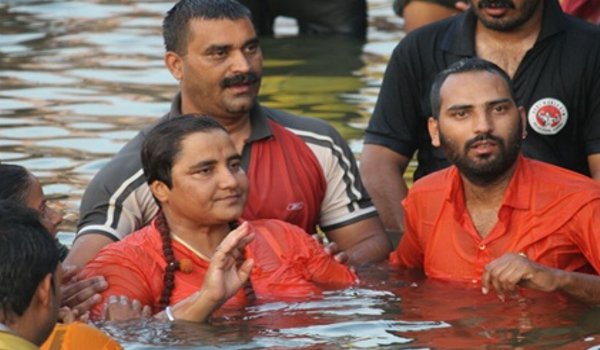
left=205, top=44, right=231, bottom=53
left=447, top=104, right=473, bottom=111
left=244, top=37, right=259, bottom=46
left=487, top=98, right=513, bottom=106
left=227, top=154, right=242, bottom=162
left=189, top=159, right=217, bottom=171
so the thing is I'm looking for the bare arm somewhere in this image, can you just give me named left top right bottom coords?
left=325, top=216, right=391, bottom=266
left=588, top=153, right=600, bottom=182
left=482, top=253, right=600, bottom=304
left=360, top=144, right=411, bottom=245
left=64, top=233, right=115, bottom=267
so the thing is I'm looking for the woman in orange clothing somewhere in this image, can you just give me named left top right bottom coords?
left=81, top=116, right=357, bottom=323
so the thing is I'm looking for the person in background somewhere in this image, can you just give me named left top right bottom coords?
left=393, top=0, right=468, bottom=33
left=238, top=0, right=367, bottom=38
left=68, top=0, right=390, bottom=269
left=80, top=116, right=358, bottom=322
left=391, top=58, right=600, bottom=303
left=361, top=0, right=600, bottom=240
left=0, top=164, right=108, bottom=318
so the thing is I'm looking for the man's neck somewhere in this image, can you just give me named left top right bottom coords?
left=475, top=1, right=544, bottom=77
left=215, top=115, right=253, bottom=154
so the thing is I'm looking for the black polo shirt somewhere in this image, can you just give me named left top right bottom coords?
left=365, top=0, right=600, bottom=180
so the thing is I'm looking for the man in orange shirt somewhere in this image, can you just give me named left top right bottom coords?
left=390, top=58, right=600, bottom=303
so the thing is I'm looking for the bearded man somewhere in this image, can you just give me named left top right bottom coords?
left=360, top=0, right=600, bottom=240
left=389, top=58, right=600, bottom=304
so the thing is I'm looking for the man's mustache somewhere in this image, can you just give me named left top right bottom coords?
left=464, top=133, right=504, bottom=151
left=221, top=73, right=260, bottom=88
left=478, top=0, right=516, bottom=9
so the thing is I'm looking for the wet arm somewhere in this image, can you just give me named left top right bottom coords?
left=325, top=216, right=391, bottom=266
left=588, top=153, right=600, bottom=182
left=360, top=144, right=410, bottom=243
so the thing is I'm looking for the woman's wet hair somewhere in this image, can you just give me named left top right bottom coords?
left=141, top=115, right=227, bottom=189
left=0, top=164, right=33, bottom=204
left=163, top=0, right=253, bottom=56
left=141, top=115, right=228, bottom=310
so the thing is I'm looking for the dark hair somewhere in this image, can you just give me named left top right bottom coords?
left=141, top=115, right=228, bottom=310
left=163, top=0, right=253, bottom=55
left=0, top=164, right=33, bottom=204
left=141, top=115, right=227, bottom=189
left=429, top=58, right=516, bottom=119
left=0, top=200, right=59, bottom=320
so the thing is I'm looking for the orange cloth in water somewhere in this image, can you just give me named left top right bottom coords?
left=40, top=322, right=121, bottom=350
left=391, top=155, right=600, bottom=282
left=82, top=218, right=357, bottom=319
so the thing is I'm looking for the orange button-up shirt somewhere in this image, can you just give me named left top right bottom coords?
left=390, top=155, right=600, bottom=283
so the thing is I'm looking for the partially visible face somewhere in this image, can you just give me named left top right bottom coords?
left=24, top=175, right=63, bottom=237
left=35, top=264, right=62, bottom=346
left=429, top=70, right=525, bottom=185
left=470, top=0, right=541, bottom=31
left=157, top=129, right=248, bottom=226
left=169, top=18, right=262, bottom=120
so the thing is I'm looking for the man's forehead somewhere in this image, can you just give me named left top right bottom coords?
left=187, top=17, right=256, bottom=43
left=440, top=71, right=512, bottom=104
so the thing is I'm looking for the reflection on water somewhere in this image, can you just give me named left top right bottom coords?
left=2, top=0, right=599, bottom=348
left=0, top=0, right=407, bottom=235
left=97, top=265, right=600, bottom=349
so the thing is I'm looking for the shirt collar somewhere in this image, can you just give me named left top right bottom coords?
left=442, top=0, right=567, bottom=57
left=167, top=92, right=273, bottom=144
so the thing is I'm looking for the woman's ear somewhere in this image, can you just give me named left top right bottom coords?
left=150, top=180, right=171, bottom=204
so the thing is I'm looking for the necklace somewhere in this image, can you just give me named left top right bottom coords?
left=170, top=232, right=211, bottom=262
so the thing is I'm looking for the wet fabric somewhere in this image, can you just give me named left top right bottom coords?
left=391, top=155, right=600, bottom=282
left=40, top=323, right=121, bottom=350
left=82, top=218, right=357, bottom=318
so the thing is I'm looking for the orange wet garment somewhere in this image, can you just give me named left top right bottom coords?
left=40, top=322, right=121, bottom=350
left=390, top=155, right=600, bottom=283
left=82, top=218, right=357, bottom=319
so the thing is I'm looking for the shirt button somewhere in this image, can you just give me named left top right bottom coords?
left=479, top=244, right=486, bottom=250
left=471, top=279, right=477, bottom=284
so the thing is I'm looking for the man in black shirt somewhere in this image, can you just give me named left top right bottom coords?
left=361, top=0, right=600, bottom=238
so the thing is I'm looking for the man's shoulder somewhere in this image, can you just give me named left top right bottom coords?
left=526, top=158, right=600, bottom=195
left=260, top=105, right=336, bottom=135
left=409, top=167, right=454, bottom=194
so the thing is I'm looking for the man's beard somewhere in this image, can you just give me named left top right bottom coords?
left=472, top=0, right=540, bottom=31
left=439, top=123, right=522, bottom=186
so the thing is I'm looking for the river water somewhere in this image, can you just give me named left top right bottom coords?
left=2, top=0, right=600, bottom=349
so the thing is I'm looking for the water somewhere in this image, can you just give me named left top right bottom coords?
left=2, top=0, right=600, bottom=348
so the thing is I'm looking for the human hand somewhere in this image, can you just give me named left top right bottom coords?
left=481, top=252, right=559, bottom=301
left=312, top=234, right=349, bottom=264
left=201, top=221, right=255, bottom=306
left=102, top=295, right=152, bottom=321
left=61, top=265, right=108, bottom=317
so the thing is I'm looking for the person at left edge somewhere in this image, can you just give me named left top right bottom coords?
left=67, top=0, right=391, bottom=269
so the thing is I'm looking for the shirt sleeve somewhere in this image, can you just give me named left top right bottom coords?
left=584, top=54, right=600, bottom=156
left=80, top=243, right=160, bottom=319
left=77, top=133, right=159, bottom=241
left=569, top=198, right=600, bottom=273
left=308, top=122, right=378, bottom=231
left=363, top=36, right=424, bottom=159
left=283, top=222, right=358, bottom=286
